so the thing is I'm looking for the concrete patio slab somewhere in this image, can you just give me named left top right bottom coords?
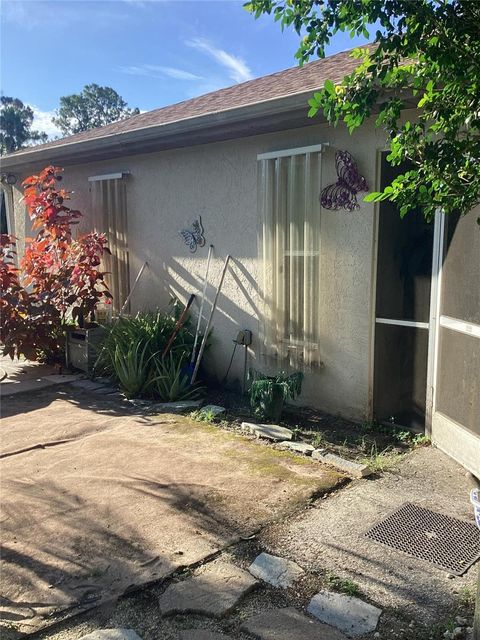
left=260, top=447, right=478, bottom=625
left=0, top=387, right=342, bottom=636
left=0, top=356, right=81, bottom=397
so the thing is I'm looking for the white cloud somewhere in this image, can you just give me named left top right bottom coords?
left=29, top=106, right=62, bottom=139
left=119, top=64, right=202, bottom=81
left=185, top=37, right=253, bottom=84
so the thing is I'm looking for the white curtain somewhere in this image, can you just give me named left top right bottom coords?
left=258, top=149, right=323, bottom=369
left=90, top=177, right=130, bottom=315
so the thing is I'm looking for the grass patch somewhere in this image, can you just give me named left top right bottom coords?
left=360, top=444, right=400, bottom=473
left=325, top=573, right=361, bottom=597
left=311, top=431, right=326, bottom=448
left=457, top=584, right=475, bottom=608
left=190, top=408, right=216, bottom=423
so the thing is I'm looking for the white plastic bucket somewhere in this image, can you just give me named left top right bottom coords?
left=471, top=488, right=480, bottom=530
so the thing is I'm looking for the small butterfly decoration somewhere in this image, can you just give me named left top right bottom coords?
left=179, top=216, right=206, bottom=253
left=320, top=150, right=368, bottom=211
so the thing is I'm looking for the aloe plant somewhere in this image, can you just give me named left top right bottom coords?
left=111, top=339, right=154, bottom=398
left=147, top=352, right=204, bottom=402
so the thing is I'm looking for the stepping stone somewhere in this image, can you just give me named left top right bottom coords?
left=94, top=385, right=119, bottom=395
left=199, top=405, right=226, bottom=418
left=79, top=630, right=142, bottom=640
left=241, top=422, right=293, bottom=441
left=43, top=374, right=81, bottom=384
left=311, top=451, right=372, bottom=478
left=307, top=591, right=382, bottom=636
left=180, top=632, right=231, bottom=640
left=241, top=607, right=347, bottom=640
left=71, top=379, right=107, bottom=391
left=248, top=552, right=304, bottom=588
left=151, top=400, right=203, bottom=413
left=158, top=560, right=258, bottom=617
left=279, top=441, right=315, bottom=455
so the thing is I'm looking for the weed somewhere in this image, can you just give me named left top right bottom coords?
left=360, top=419, right=381, bottom=433
left=393, top=429, right=412, bottom=442
left=190, top=408, right=216, bottom=423
left=325, top=573, right=360, bottom=596
left=312, top=432, right=326, bottom=448
left=457, top=585, right=475, bottom=608
left=411, top=433, right=431, bottom=447
left=361, top=444, right=400, bottom=473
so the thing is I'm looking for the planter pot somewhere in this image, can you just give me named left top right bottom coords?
left=66, top=326, right=105, bottom=373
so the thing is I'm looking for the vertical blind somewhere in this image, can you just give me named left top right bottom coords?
left=90, top=176, right=130, bottom=315
left=258, top=146, right=323, bottom=368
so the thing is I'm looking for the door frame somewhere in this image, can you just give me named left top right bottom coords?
left=425, top=209, right=444, bottom=436
left=427, top=211, right=480, bottom=476
left=370, top=152, right=435, bottom=429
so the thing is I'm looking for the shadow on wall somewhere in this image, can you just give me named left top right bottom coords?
left=150, top=254, right=263, bottom=384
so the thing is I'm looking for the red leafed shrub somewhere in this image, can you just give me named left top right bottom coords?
left=0, top=166, right=111, bottom=361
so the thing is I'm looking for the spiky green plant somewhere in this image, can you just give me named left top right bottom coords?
left=147, top=352, right=203, bottom=402
left=111, top=339, right=155, bottom=399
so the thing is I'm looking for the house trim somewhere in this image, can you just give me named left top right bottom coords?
left=2, top=91, right=323, bottom=170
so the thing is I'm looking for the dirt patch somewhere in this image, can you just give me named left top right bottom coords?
left=0, top=387, right=342, bottom=637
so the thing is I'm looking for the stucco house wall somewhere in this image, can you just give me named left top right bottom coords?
left=10, top=118, right=386, bottom=421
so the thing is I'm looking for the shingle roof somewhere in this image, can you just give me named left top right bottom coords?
left=9, top=47, right=363, bottom=157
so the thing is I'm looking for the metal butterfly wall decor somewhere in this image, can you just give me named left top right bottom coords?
left=320, top=150, right=368, bottom=211
left=180, top=216, right=206, bottom=253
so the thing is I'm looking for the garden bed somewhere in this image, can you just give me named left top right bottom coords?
left=199, top=383, right=430, bottom=473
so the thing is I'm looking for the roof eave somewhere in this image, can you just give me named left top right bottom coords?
left=2, top=90, right=322, bottom=171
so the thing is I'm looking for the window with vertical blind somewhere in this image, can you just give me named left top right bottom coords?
left=257, top=145, right=324, bottom=368
left=89, top=173, right=130, bottom=315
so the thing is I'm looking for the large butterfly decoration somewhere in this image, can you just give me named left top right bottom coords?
left=179, top=216, right=206, bottom=253
left=320, top=150, right=368, bottom=211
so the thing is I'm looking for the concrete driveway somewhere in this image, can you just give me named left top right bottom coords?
left=0, top=385, right=342, bottom=636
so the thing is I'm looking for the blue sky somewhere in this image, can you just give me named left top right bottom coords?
left=1, top=0, right=369, bottom=138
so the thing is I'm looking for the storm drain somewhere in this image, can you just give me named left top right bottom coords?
left=365, top=502, right=480, bottom=575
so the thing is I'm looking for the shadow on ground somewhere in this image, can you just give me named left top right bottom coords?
left=0, top=387, right=343, bottom=637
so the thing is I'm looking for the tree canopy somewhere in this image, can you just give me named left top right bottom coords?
left=53, top=84, right=140, bottom=136
left=0, top=97, right=48, bottom=155
left=246, top=0, right=480, bottom=221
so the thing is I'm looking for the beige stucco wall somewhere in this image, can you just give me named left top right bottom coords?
left=11, top=118, right=387, bottom=421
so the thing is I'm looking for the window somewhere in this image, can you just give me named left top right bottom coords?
left=89, top=173, right=130, bottom=315
left=258, top=145, right=324, bottom=368
left=1, top=188, right=12, bottom=235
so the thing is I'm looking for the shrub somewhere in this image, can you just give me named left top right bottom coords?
left=96, top=307, right=203, bottom=401
left=110, top=339, right=154, bottom=399
left=0, top=166, right=110, bottom=361
left=147, top=351, right=203, bottom=402
left=249, top=369, right=303, bottom=421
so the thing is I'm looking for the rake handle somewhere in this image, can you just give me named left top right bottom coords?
left=161, top=293, right=195, bottom=359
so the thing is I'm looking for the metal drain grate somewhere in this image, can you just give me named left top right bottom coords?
left=365, top=502, right=480, bottom=575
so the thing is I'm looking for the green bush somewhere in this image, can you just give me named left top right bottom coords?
left=249, top=369, right=303, bottom=421
left=94, top=305, right=201, bottom=400
left=147, top=351, right=203, bottom=402
left=111, top=339, right=154, bottom=399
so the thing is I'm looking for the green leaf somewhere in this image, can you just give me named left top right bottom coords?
left=323, top=79, right=335, bottom=95
left=364, top=192, right=383, bottom=202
